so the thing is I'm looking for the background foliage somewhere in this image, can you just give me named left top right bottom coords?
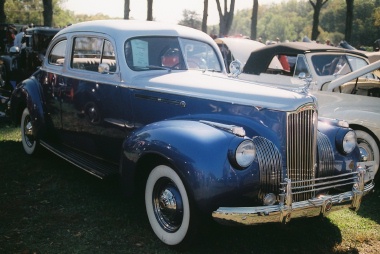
left=3, top=0, right=380, bottom=48
left=227, top=0, right=380, bottom=47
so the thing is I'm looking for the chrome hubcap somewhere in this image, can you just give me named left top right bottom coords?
left=153, top=178, right=183, bottom=232
left=358, top=138, right=373, bottom=162
left=23, top=116, right=34, bottom=147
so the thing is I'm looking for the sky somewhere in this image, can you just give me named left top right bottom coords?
left=63, top=0, right=284, bottom=25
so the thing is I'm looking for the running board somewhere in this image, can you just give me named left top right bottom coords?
left=40, top=141, right=119, bottom=179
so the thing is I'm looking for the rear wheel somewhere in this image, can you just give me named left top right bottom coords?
left=355, top=130, right=379, bottom=181
left=21, top=107, right=39, bottom=155
left=145, top=165, right=197, bottom=247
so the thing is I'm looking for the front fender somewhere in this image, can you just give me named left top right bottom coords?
left=317, top=119, right=360, bottom=171
left=120, top=119, right=257, bottom=212
left=10, top=76, right=46, bottom=138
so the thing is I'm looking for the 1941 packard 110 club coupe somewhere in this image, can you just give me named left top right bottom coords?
left=9, top=20, right=375, bottom=247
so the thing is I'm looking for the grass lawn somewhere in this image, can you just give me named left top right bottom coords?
left=1, top=119, right=379, bottom=253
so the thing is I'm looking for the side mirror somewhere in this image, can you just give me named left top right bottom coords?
left=229, top=60, right=242, bottom=78
left=98, top=63, right=110, bottom=74
left=298, top=72, right=306, bottom=79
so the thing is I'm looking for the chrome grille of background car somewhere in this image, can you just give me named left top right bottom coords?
left=286, top=105, right=318, bottom=202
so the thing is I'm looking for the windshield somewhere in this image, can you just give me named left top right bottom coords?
left=125, top=37, right=222, bottom=72
left=311, top=54, right=368, bottom=77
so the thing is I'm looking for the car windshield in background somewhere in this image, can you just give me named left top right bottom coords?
left=311, top=54, right=368, bottom=77
left=125, top=37, right=222, bottom=72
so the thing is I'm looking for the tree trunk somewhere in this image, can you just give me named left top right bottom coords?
left=147, top=0, right=153, bottom=21
left=216, top=0, right=236, bottom=37
left=42, top=0, right=53, bottom=26
left=124, top=0, right=130, bottom=20
left=345, top=0, right=354, bottom=43
left=309, top=0, right=329, bottom=40
left=202, top=0, right=208, bottom=33
left=0, top=0, right=6, bottom=23
left=250, top=0, right=258, bottom=40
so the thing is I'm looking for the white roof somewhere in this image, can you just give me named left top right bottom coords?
left=56, top=20, right=215, bottom=45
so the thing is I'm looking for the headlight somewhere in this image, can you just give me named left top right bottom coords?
left=337, top=130, right=357, bottom=154
left=343, top=131, right=357, bottom=153
left=234, top=140, right=256, bottom=168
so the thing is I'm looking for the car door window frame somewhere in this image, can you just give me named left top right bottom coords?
left=71, top=36, right=117, bottom=74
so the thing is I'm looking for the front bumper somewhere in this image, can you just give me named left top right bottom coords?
left=212, top=168, right=375, bottom=226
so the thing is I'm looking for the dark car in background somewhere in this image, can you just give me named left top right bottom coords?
left=0, top=27, right=60, bottom=115
left=9, top=20, right=375, bottom=247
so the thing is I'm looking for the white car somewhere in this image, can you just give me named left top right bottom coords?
left=220, top=41, right=380, bottom=179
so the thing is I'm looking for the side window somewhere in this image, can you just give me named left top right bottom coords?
left=103, top=40, right=116, bottom=72
left=294, top=55, right=310, bottom=78
left=48, top=40, right=67, bottom=65
left=71, top=37, right=116, bottom=73
left=266, top=55, right=295, bottom=75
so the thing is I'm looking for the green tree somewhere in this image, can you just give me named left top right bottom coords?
left=202, top=0, right=208, bottom=33
left=147, top=0, right=153, bottom=21
left=42, top=0, right=53, bottom=26
left=0, top=0, right=6, bottom=23
left=309, top=0, right=329, bottom=40
left=124, top=0, right=130, bottom=19
left=179, top=10, right=202, bottom=30
left=345, top=0, right=354, bottom=43
left=216, top=0, right=235, bottom=36
left=250, top=0, right=258, bottom=40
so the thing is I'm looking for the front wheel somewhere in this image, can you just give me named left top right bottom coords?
left=145, top=165, right=197, bottom=247
left=355, top=130, right=379, bottom=181
left=21, top=107, right=39, bottom=155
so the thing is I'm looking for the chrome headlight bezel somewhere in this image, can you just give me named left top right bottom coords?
left=336, top=130, right=357, bottom=154
left=230, top=139, right=256, bottom=169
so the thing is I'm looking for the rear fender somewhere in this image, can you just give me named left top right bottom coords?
left=10, top=76, right=46, bottom=138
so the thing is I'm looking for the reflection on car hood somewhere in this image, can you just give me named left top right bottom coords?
left=130, top=71, right=315, bottom=112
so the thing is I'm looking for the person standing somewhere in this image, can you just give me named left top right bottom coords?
left=14, top=26, right=27, bottom=49
left=6, top=25, right=17, bottom=51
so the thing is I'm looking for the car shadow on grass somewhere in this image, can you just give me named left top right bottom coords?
left=0, top=139, right=369, bottom=254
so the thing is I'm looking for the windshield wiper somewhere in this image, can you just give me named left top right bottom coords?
left=147, top=65, right=172, bottom=72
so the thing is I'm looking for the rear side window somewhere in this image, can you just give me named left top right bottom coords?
left=48, top=40, right=67, bottom=65
left=71, top=37, right=116, bottom=73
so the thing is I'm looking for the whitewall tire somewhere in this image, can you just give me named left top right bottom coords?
left=355, top=130, right=379, bottom=179
left=21, top=107, right=39, bottom=155
left=145, top=165, right=193, bottom=246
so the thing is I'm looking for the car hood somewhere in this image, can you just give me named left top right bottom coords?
left=312, top=91, right=380, bottom=132
left=130, top=71, right=315, bottom=112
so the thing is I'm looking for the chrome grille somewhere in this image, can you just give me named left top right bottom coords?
left=253, top=137, right=282, bottom=199
left=287, top=104, right=317, bottom=201
left=317, top=131, right=335, bottom=178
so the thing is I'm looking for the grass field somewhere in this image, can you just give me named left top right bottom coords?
left=1, top=119, right=379, bottom=254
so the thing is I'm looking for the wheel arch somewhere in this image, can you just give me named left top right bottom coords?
left=10, top=77, right=46, bottom=135
left=350, top=124, right=380, bottom=147
left=119, top=119, right=241, bottom=206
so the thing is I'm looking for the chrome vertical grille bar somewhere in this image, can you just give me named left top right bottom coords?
left=286, top=104, right=317, bottom=201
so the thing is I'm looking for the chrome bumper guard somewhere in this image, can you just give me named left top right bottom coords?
left=212, top=168, right=375, bottom=226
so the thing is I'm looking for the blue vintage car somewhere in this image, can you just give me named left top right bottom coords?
left=9, top=20, right=375, bottom=247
